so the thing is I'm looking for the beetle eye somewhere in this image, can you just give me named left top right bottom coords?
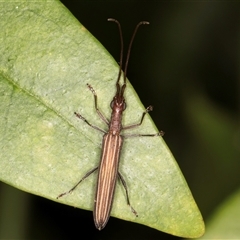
left=110, top=100, right=114, bottom=109
left=123, top=102, right=126, bottom=110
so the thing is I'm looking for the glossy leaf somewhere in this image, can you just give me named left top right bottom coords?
left=0, top=0, right=204, bottom=237
left=199, top=189, right=240, bottom=239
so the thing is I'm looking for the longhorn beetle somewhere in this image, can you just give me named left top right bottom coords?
left=57, top=18, right=164, bottom=230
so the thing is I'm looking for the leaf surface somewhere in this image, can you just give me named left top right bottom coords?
left=198, top=189, right=240, bottom=239
left=0, top=0, right=204, bottom=237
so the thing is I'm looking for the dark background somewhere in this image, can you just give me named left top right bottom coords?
left=1, top=1, right=240, bottom=239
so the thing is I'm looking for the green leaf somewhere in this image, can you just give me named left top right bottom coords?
left=0, top=0, right=204, bottom=237
left=184, top=90, right=239, bottom=168
left=198, top=188, right=240, bottom=239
